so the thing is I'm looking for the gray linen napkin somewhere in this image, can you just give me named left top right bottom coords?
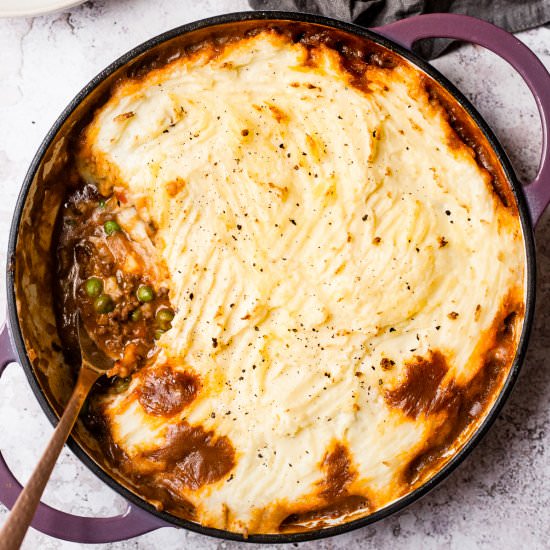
left=249, top=0, right=550, bottom=58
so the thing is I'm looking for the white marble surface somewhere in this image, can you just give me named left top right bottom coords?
left=0, top=1, right=549, bottom=549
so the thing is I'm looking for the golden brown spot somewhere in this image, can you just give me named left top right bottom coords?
left=141, top=421, right=235, bottom=490
left=306, top=133, right=322, bottom=160
left=113, top=111, right=135, bottom=122
left=446, top=132, right=467, bottom=152
left=267, top=103, right=289, bottom=123
left=372, top=236, right=381, bottom=245
left=380, top=358, right=395, bottom=371
left=320, top=443, right=355, bottom=498
left=475, top=304, right=482, bottom=321
left=385, top=350, right=449, bottom=419
left=267, top=182, right=289, bottom=201
left=438, top=236, right=448, bottom=248
left=165, top=178, right=186, bottom=197
left=241, top=129, right=249, bottom=136
left=409, top=119, right=422, bottom=132
left=135, top=196, right=150, bottom=211
left=279, top=443, right=369, bottom=532
left=138, top=365, right=199, bottom=417
left=448, top=311, right=459, bottom=320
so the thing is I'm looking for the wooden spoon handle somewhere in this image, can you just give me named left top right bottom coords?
left=0, top=366, right=99, bottom=550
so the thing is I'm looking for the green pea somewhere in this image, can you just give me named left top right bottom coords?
left=104, top=220, right=121, bottom=235
left=84, top=277, right=103, bottom=298
left=154, top=328, right=165, bottom=340
left=113, top=376, right=131, bottom=394
left=98, top=199, right=106, bottom=209
left=137, top=285, right=154, bottom=303
left=130, top=309, right=142, bottom=322
left=93, top=294, right=115, bottom=314
left=156, top=308, right=175, bottom=325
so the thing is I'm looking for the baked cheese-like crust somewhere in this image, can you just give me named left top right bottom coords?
left=78, top=29, right=525, bottom=534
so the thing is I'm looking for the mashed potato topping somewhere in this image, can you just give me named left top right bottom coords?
left=76, top=28, right=525, bottom=534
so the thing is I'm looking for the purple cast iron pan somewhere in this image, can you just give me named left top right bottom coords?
left=1, top=11, right=549, bottom=544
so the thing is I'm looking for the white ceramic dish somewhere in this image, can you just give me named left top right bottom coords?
left=0, top=0, right=85, bottom=18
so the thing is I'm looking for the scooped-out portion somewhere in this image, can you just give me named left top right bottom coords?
left=54, top=23, right=526, bottom=535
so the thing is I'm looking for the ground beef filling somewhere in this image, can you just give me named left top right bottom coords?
left=55, top=183, right=174, bottom=381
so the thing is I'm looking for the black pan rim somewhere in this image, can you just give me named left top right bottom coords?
left=5, top=10, right=537, bottom=544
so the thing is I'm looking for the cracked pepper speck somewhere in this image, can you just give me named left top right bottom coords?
left=0, top=1, right=549, bottom=549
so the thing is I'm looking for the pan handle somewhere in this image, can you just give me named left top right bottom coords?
left=0, top=321, right=169, bottom=543
left=373, top=13, right=550, bottom=226
left=0, top=322, right=16, bottom=372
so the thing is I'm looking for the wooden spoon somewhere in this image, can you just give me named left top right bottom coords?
left=0, top=315, right=114, bottom=550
